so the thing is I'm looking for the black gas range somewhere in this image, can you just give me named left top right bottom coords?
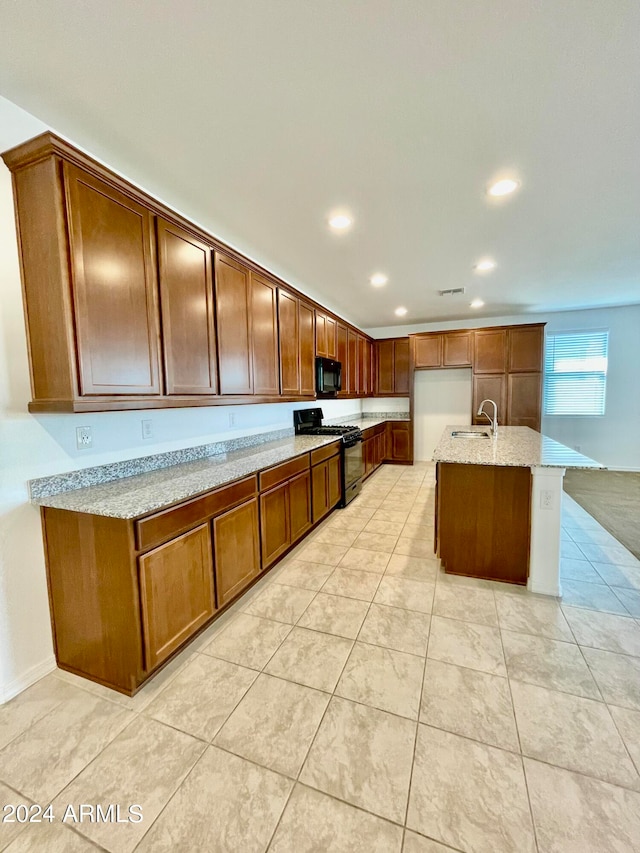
left=294, top=408, right=363, bottom=506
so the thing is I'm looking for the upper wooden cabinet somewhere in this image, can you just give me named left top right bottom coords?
left=473, top=328, right=507, bottom=374
left=250, top=273, right=280, bottom=396
left=214, top=253, right=253, bottom=395
left=316, top=311, right=337, bottom=360
left=347, top=329, right=358, bottom=395
left=394, top=339, right=410, bottom=394
left=299, top=300, right=315, bottom=396
left=375, top=338, right=410, bottom=396
left=65, top=164, right=163, bottom=397
left=278, top=289, right=315, bottom=397
left=413, top=335, right=443, bottom=368
left=157, top=219, right=217, bottom=396
left=508, top=325, right=544, bottom=373
left=3, top=132, right=373, bottom=412
left=337, top=323, right=348, bottom=394
left=412, top=332, right=472, bottom=369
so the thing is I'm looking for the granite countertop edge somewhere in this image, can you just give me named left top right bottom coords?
left=31, top=415, right=409, bottom=520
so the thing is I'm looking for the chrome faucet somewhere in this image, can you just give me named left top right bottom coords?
left=477, top=399, right=498, bottom=437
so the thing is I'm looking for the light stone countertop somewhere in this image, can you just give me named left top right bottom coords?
left=32, top=434, right=345, bottom=519
left=432, top=425, right=603, bottom=469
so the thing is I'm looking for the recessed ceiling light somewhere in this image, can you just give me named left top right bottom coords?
left=370, top=273, right=388, bottom=287
left=470, top=298, right=485, bottom=309
left=328, top=213, right=353, bottom=231
left=487, top=178, right=520, bottom=197
left=474, top=258, right=496, bottom=273
left=395, top=306, right=407, bottom=317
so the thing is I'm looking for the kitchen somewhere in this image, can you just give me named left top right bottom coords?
left=1, top=3, right=640, bottom=851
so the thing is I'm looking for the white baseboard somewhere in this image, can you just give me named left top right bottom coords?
left=603, top=466, right=640, bottom=473
left=0, top=656, right=56, bottom=704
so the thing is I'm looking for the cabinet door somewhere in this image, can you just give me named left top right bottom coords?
left=64, top=164, right=161, bottom=396
left=472, top=374, right=507, bottom=425
left=328, top=453, right=342, bottom=508
left=508, top=373, right=542, bottom=430
left=347, top=329, right=358, bottom=395
left=357, top=335, right=367, bottom=395
left=474, top=329, right=507, bottom=374
left=326, top=317, right=337, bottom=360
left=289, top=470, right=312, bottom=543
left=390, top=423, right=412, bottom=462
left=213, top=498, right=260, bottom=607
left=311, top=461, right=330, bottom=523
left=363, top=437, right=373, bottom=476
left=251, top=273, right=280, bottom=395
left=394, top=339, right=411, bottom=394
left=508, top=326, right=544, bottom=373
left=215, top=253, right=253, bottom=394
left=414, top=335, right=442, bottom=369
left=299, top=301, right=316, bottom=396
left=278, top=289, right=300, bottom=395
left=316, top=312, right=327, bottom=357
left=157, top=219, right=217, bottom=395
left=337, top=323, right=348, bottom=394
left=443, top=332, right=472, bottom=367
left=376, top=340, right=395, bottom=394
left=139, top=524, right=215, bottom=670
left=260, top=481, right=290, bottom=568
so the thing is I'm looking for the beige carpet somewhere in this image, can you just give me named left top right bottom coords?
left=563, top=469, right=640, bottom=559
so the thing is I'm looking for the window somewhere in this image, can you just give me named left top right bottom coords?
left=544, top=330, right=609, bottom=416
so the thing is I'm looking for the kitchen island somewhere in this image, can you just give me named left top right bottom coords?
left=433, top=425, right=602, bottom=596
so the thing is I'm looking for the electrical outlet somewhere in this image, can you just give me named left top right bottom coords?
left=141, top=419, right=153, bottom=440
left=540, top=489, right=554, bottom=510
left=76, top=426, right=93, bottom=449
left=228, top=412, right=236, bottom=428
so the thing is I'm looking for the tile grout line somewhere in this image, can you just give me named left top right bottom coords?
left=402, top=575, right=435, bottom=831
left=496, top=587, right=541, bottom=853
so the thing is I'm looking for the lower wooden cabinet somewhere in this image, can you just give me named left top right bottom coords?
left=139, top=523, right=216, bottom=670
left=40, top=430, right=409, bottom=697
left=213, top=498, right=261, bottom=607
left=362, top=424, right=387, bottom=478
left=260, top=458, right=312, bottom=567
left=386, top=421, right=412, bottom=463
left=311, top=451, right=341, bottom=522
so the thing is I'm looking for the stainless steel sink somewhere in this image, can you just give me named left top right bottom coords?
left=451, top=430, right=490, bottom=439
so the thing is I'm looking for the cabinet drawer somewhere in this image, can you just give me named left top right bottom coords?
left=310, top=441, right=341, bottom=466
left=259, top=454, right=309, bottom=491
left=136, top=475, right=258, bottom=551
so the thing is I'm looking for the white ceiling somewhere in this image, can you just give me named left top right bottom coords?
left=0, top=0, right=638, bottom=329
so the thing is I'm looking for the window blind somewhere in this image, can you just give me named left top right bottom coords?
left=544, top=331, right=608, bottom=416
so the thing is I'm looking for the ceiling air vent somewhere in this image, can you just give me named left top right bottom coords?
left=438, top=287, right=466, bottom=296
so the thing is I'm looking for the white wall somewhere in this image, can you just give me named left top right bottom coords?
left=0, top=97, right=364, bottom=701
left=413, top=370, right=473, bottom=461
left=361, top=397, right=409, bottom=414
left=368, top=306, right=640, bottom=470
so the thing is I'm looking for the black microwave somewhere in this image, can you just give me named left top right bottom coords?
left=316, top=357, right=342, bottom=397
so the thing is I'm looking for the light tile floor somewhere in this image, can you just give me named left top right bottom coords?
left=2, top=462, right=640, bottom=852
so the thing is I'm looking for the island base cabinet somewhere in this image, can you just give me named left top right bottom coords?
left=139, top=524, right=216, bottom=671
left=437, top=463, right=531, bottom=584
left=213, top=498, right=261, bottom=608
